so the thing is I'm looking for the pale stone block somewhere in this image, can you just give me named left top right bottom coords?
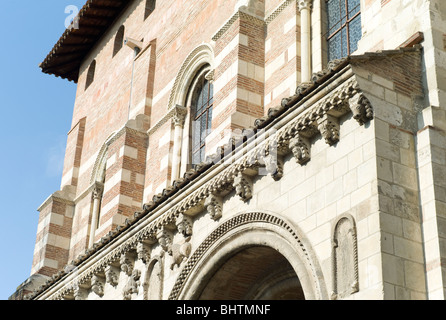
left=381, top=232, right=394, bottom=254
left=120, top=145, right=138, bottom=159
left=376, top=138, right=401, bottom=162
left=357, top=158, right=377, bottom=188
left=393, top=236, right=424, bottom=263
left=159, top=154, right=169, bottom=170
left=392, top=163, right=417, bottom=190
left=307, top=187, right=325, bottom=215
left=333, top=155, right=348, bottom=179
left=350, top=182, right=372, bottom=207
left=404, top=261, right=426, bottom=291
left=158, top=130, right=172, bottom=148
left=336, top=194, right=351, bottom=215
left=265, top=52, right=285, bottom=81
left=382, top=253, right=405, bottom=286
left=324, top=177, right=343, bottom=205
left=348, top=147, right=363, bottom=170
left=265, top=38, right=271, bottom=53
left=49, top=212, right=65, bottom=227
left=284, top=16, right=296, bottom=34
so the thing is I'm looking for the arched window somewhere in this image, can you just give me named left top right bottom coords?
left=85, top=59, right=96, bottom=90
left=113, top=25, right=125, bottom=57
left=326, top=0, right=361, bottom=61
left=189, top=68, right=213, bottom=166
left=144, top=0, right=156, bottom=20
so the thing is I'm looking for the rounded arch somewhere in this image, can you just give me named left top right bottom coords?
left=90, top=131, right=117, bottom=184
left=167, top=43, right=215, bottom=110
left=170, top=211, right=328, bottom=300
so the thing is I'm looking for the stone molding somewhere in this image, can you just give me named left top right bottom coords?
left=212, top=8, right=265, bottom=42
left=166, top=43, right=215, bottom=111
left=265, top=0, right=296, bottom=24
left=168, top=211, right=318, bottom=300
left=27, top=67, right=373, bottom=300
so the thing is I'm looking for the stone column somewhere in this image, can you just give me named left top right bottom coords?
left=299, top=0, right=313, bottom=83
left=171, top=105, right=187, bottom=183
left=88, top=182, right=103, bottom=248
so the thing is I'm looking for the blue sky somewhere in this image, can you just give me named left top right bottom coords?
left=0, top=1, right=87, bottom=300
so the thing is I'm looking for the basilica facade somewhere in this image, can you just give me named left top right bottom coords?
left=10, top=0, right=446, bottom=300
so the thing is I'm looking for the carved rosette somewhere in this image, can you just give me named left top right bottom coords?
left=289, top=134, right=311, bottom=164
left=317, top=114, right=340, bottom=146
left=204, top=194, right=223, bottom=220
left=233, top=172, right=253, bottom=201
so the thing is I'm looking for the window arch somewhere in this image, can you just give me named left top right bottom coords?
left=144, top=0, right=156, bottom=20
left=113, top=25, right=125, bottom=57
left=326, top=0, right=362, bottom=61
left=85, top=59, right=96, bottom=90
left=188, top=67, right=214, bottom=166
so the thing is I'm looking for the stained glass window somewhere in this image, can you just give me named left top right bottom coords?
left=191, top=75, right=213, bottom=166
left=327, top=0, right=361, bottom=61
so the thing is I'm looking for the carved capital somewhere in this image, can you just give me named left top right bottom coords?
left=298, top=0, right=313, bottom=11
left=204, top=194, right=223, bottom=220
left=172, top=105, right=187, bottom=127
left=289, top=134, right=311, bottom=164
left=92, top=182, right=104, bottom=200
left=233, top=172, right=252, bottom=201
left=317, top=114, right=340, bottom=146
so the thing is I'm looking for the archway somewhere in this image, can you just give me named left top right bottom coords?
left=198, top=246, right=304, bottom=300
left=170, top=212, right=328, bottom=300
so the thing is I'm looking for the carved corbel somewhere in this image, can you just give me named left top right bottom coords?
left=262, top=153, right=283, bottom=181
left=91, top=274, right=105, bottom=297
left=233, top=172, right=253, bottom=201
left=73, top=286, right=89, bottom=301
left=156, top=227, right=173, bottom=253
left=120, top=252, right=135, bottom=277
left=317, top=114, right=340, bottom=146
left=105, top=264, right=119, bottom=287
left=176, top=214, right=193, bottom=237
left=289, top=134, right=311, bottom=164
left=204, top=194, right=223, bottom=220
left=136, top=241, right=151, bottom=264
left=123, top=269, right=141, bottom=300
left=349, top=93, right=373, bottom=125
